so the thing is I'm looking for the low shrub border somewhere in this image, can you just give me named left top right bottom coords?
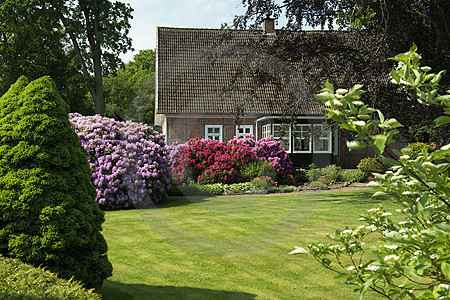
left=0, top=255, right=101, bottom=300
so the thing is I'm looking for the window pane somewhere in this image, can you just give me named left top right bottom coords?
left=313, top=125, right=331, bottom=152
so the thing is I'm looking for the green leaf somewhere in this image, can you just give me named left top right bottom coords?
left=434, top=116, right=450, bottom=127
left=441, top=262, right=450, bottom=280
left=359, top=278, right=375, bottom=300
left=418, top=193, right=429, bottom=210
left=290, top=246, right=309, bottom=255
left=347, top=140, right=367, bottom=150
left=383, top=158, right=400, bottom=166
left=377, top=110, right=385, bottom=123
left=324, top=80, right=334, bottom=92
left=434, top=223, right=450, bottom=233
left=315, top=92, right=334, bottom=102
left=372, top=135, right=387, bottom=155
left=372, top=191, right=387, bottom=198
left=390, top=69, right=400, bottom=83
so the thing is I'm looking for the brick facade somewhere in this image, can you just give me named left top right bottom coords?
left=167, top=116, right=256, bottom=144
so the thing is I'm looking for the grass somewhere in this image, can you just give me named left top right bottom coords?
left=100, top=190, right=397, bottom=300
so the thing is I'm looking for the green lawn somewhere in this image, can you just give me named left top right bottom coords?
left=100, top=190, right=396, bottom=300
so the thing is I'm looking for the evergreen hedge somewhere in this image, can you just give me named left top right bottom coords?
left=0, top=255, right=101, bottom=300
left=0, top=77, right=112, bottom=289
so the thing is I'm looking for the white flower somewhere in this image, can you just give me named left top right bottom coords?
left=384, top=255, right=400, bottom=261
left=384, top=244, right=398, bottom=249
left=342, top=229, right=353, bottom=234
left=353, top=121, right=366, bottom=127
left=325, top=99, right=343, bottom=107
left=368, top=208, right=380, bottom=213
left=367, top=264, right=380, bottom=271
left=438, top=284, right=450, bottom=290
left=336, top=88, right=348, bottom=95
left=422, top=162, right=435, bottom=168
left=381, top=212, right=392, bottom=216
left=347, top=266, right=355, bottom=271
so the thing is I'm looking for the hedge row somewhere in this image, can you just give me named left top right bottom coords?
left=0, top=255, right=101, bottom=300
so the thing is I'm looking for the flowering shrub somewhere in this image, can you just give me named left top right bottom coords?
left=292, top=46, right=450, bottom=299
left=173, top=138, right=257, bottom=185
left=252, top=176, right=277, bottom=187
left=69, top=113, right=171, bottom=210
left=230, top=135, right=293, bottom=181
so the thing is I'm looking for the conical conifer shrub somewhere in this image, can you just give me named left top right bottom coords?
left=0, top=76, right=112, bottom=289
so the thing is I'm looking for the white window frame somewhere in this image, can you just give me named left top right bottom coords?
left=273, top=124, right=291, bottom=152
left=293, top=124, right=312, bottom=153
left=236, top=125, right=253, bottom=137
left=261, top=124, right=271, bottom=139
left=313, top=124, right=332, bottom=153
left=205, top=125, right=223, bottom=142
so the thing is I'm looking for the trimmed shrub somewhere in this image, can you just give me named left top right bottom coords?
left=249, top=179, right=269, bottom=194
left=167, top=184, right=221, bottom=197
left=292, top=168, right=308, bottom=185
left=223, top=182, right=253, bottom=195
left=0, top=77, right=112, bottom=289
left=304, top=181, right=329, bottom=190
left=306, top=163, right=322, bottom=182
left=337, top=170, right=369, bottom=183
left=321, top=164, right=341, bottom=185
left=70, top=113, right=171, bottom=210
left=0, top=255, right=101, bottom=300
left=240, top=160, right=277, bottom=182
left=357, top=157, right=389, bottom=173
left=268, top=185, right=298, bottom=193
left=402, top=142, right=435, bottom=156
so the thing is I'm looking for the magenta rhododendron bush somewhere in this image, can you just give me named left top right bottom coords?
left=171, top=135, right=293, bottom=185
left=70, top=113, right=171, bottom=210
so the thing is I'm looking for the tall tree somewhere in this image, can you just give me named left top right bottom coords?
left=0, top=0, right=94, bottom=116
left=231, top=0, right=449, bottom=143
left=48, top=0, right=133, bottom=114
left=104, top=49, right=156, bottom=124
left=234, top=0, right=449, bottom=57
left=0, top=0, right=133, bottom=114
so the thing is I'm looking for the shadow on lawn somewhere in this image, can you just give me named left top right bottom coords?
left=156, top=196, right=212, bottom=208
left=311, top=190, right=391, bottom=205
left=101, top=280, right=256, bottom=300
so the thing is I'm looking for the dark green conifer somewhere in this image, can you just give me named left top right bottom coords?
left=0, top=76, right=112, bottom=289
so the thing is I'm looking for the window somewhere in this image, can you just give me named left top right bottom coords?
left=262, top=124, right=271, bottom=139
left=293, top=124, right=311, bottom=153
left=205, top=125, right=222, bottom=142
left=273, top=124, right=291, bottom=152
left=313, top=124, right=332, bottom=153
left=236, top=125, right=253, bottom=137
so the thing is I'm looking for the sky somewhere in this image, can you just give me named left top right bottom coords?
left=119, top=0, right=249, bottom=62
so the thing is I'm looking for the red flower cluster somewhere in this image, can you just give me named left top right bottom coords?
left=172, top=138, right=256, bottom=184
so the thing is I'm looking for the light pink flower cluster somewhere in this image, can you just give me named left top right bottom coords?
left=69, top=113, right=171, bottom=210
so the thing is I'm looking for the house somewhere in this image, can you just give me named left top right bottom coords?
left=154, top=20, right=379, bottom=168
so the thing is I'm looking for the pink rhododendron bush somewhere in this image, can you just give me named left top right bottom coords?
left=69, top=113, right=171, bottom=210
left=171, top=136, right=293, bottom=185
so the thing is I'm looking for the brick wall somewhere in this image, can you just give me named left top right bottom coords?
left=167, top=116, right=256, bottom=144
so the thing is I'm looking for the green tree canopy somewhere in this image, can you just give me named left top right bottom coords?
left=104, top=49, right=156, bottom=124
left=230, top=0, right=449, bottom=144
left=0, top=0, right=133, bottom=114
